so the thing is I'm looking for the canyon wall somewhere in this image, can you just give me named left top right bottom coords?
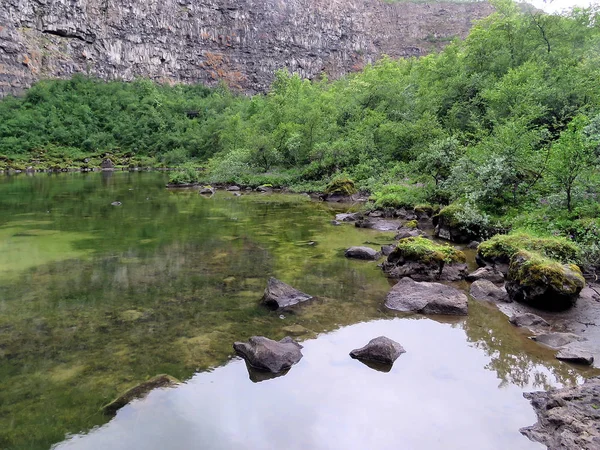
left=0, top=0, right=493, bottom=96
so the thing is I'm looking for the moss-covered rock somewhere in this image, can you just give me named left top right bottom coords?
left=477, top=233, right=581, bottom=266
left=506, top=250, right=585, bottom=311
left=324, top=177, right=357, bottom=196
left=414, top=204, right=434, bottom=219
left=404, top=220, right=418, bottom=229
left=383, top=236, right=467, bottom=281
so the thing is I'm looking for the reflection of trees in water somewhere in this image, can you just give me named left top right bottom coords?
left=462, top=301, right=586, bottom=390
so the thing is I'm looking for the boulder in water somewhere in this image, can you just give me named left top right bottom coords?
left=385, top=277, right=468, bottom=315
left=345, top=246, right=381, bottom=260
left=509, top=313, right=549, bottom=329
left=555, top=347, right=594, bottom=366
left=521, top=376, right=600, bottom=449
left=469, top=280, right=509, bottom=302
left=350, top=336, right=406, bottom=365
left=261, top=277, right=313, bottom=309
left=233, top=336, right=303, bottom=373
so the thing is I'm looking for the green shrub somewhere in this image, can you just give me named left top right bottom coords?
left=371, top=184, right=429, bottom=209
left=435, top=202, right=491, bottom=238
left=168, top=165, right=201, bottom=185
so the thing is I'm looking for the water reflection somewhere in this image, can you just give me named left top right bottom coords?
left=54, top=319, right=547, bottom=450
left=0, top=173, right=595, bottom=450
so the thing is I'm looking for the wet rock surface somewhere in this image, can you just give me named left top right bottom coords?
left=531, top=332, right=583, bottom=349
left=385, top=277, right=468, bottom=315
left=556, top=347, right=594, bottom=366
left=349, top=336, right=406, bottom=365
left=469, top=279, right=509, bottom=302
left=261, top=277, right=313, bottom=309
left=345, top=246, right=381, bottom=260
left=466, top=266, right=504, bottom=284
left=521, top=376, right=600, bottom=450
left=509, top=313, right=549, bottom=329
left=233, top=336, right=303, bottom=374
left=383, top=260, right=468, bottom=282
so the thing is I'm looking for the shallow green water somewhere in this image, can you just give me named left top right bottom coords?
left=0, top=173, right=595, bottom=449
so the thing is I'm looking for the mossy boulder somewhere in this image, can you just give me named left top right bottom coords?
left=506, top=250, right=585, bottom=311
left=383, top=236, right=467, bottom=281
left=477, top=233, right=581, bottom=268
left=414, top=204, right=434, bottom=220
left=324, top=177, right=357, bottom=197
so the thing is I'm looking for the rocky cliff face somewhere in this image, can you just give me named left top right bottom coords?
left=0, top=0, right=493, bottom=96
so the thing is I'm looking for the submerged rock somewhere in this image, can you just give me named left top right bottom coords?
left=233, top=336, right=303, bottom=374
left=355, top=219, right=401, bottom=231
left=555, top=347, right=594, bottom=366
left=350, top=336, right=406, bottom=365
left=102, top=374, right=179, bottom=415
left=531, top=332, right=583, bottom=349
left=469, top=280, right=509, bottom=302
left=110, top=201, right=122, bottom=206
left=466, top=266, right=504, bottom=284
left=521, top=376, right=600, bottom=449
left=385, top=277, right=468, bottom=315
left=345, top=246, right=381, bottom=260
left=506, top=251, right=585, bottom=311
left=261, top=277, right=313, bottom=309
left=509, top=313, right=549, bottom=329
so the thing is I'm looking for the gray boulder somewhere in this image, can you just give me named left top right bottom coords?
left=394, top=227, right=423, bottom=240
left=345, top=246, right=381, bottom=260
left=531, top=332, right=583, bottom=349
left=385, top=277, right=468, bottom=315
left=509, top=313, right=549, bottom=329
left=521, top=376, right=600, bottom=449
left=350, top=336, right=406, bottom=365
left=466, top=266, right=504, bottom=284
left=261, top=277, right=313, bottom=309
left=469, top=280, right=509, bottom=302
left=227, top=185, right=241, bottom=191
left=233, top=336, right=303, bottom=373
left=556, top=347, right=594, bottom=366
left=335, top=213, right=361, bottom=222
left=381, top=245, right=395, bottom=257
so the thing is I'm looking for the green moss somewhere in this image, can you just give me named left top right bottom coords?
left=404, top=220, right=418, bottom=229
left=414, top=204, right=434, bottom=215
left=508, top=250, right=585, bottom=294
left=325, top=177, right=357, bottom=196
left=478, top=232, right=581, bottom=264
left=435, top=203, right=464, bottom=228
left=393, top=236, right=466, bottom=265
